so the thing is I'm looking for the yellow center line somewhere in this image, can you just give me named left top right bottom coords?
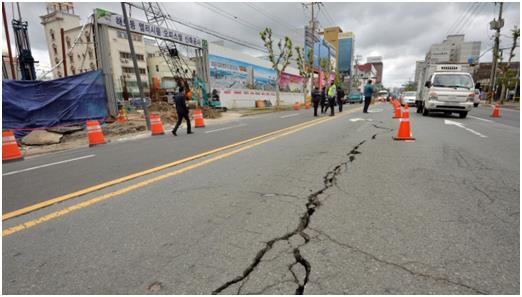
left=3, top=111, right=353, bottom=237
left=3, top=115, right=330, bottom=221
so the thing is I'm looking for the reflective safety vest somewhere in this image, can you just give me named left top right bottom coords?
left=328, top=85, right=336, bottom=97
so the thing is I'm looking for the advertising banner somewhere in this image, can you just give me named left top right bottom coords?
left=95, top=8, right=203, bottom=48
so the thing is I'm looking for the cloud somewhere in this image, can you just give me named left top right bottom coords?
left=2, top=2, right=519, bottom=87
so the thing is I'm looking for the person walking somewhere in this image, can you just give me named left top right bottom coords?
left=327, top=83, right=337, bottom=116
left=337, top=87, right=345, bottom=113
left=320, top=87, right=327, bottom=114
left=311, top=86, right=321, bottom=116
left=363, top=80, right=374, bottom=113
left=172, top=86, right=193, bottom=136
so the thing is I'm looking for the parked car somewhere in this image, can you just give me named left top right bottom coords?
left=401, top=91, right=417, bottom=107
left=473, top=89, right=480, bottom=107
left=346, top=92, right=363, bottom=104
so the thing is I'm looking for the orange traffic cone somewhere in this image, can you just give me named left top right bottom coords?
left=304, top=102, right=311, bottom=109
left=150, top=114, right=165, bottom=135
left=193, top=109, right=205, bottom=128
left=2, top=131, right=23, bottom=162
left=393, top=109, right=415, bottom=141
left=393, top=102, right=401, bottom=118
left=86, top=120, right=106, bottom=146
left=293, top=102, right=301, bottom=110
left=117, top=108, right=126, bottom=123
left=491, top=103, right=501, bottom=118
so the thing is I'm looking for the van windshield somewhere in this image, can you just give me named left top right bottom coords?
left=433, top=74, right=473, bottom=89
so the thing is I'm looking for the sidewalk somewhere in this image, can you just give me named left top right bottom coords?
left=20, top=111, right=244, bottom=158
left=482, top=101, right=520, bottom=110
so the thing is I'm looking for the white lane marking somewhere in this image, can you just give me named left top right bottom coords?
left=349, top=118, right=374, bottom=122
left=444, top=120, right=487, bottom=138
left=469, top=115, right=494, bottom=123
left=3, top=154, right=96, bottom=176
left=205, top=124, right=247, bottom=134
left=368, top=108, right=383, bottom=113
left=280, top=113, right=300, bottom=118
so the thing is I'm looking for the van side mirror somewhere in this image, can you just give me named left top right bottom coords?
left=425, top=81, right=431, bottom=88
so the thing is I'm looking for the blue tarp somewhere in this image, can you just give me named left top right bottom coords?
left=2, top=70, right=108, bottom=138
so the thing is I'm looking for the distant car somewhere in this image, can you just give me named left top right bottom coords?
left=346, top=92, right=363, bottom=104
left=401, top=91, right=417, bottom=107
left=473, top=89, right=480, bottom=107
left=377, top=90, right=389, bottom=102
left=129, top=97, right=152, bottom=109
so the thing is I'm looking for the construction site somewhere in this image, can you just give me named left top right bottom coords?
left=2, top=2, right=244, bottom=157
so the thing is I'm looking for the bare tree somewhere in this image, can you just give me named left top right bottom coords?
left=295, top=46, right=313, bottom=102
left=260, top=28, right=293, bottom=107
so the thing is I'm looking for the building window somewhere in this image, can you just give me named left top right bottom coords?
left=88, top=49, right=93, bottom=59
left=57, top=71, right=62, bottom=78
left=122, top=66, right=146, bottom=75
left=66, top=36, right=71, bottom=48
left=90, top=62, right=95, bottom=70
left=52, top=44, right=58, bottom=55
left=50, top=29, right=55, bottom=41
left=69, top=55, right=74, bottom=63
left=116, top=30, right=142, bottom=41
left=119, top=52, right=144, bottom=61
left=155, top=65, right=159, bottom=72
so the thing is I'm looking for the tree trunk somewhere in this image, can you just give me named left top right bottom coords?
left=500, top=84, right=506, bottom=104
left=276, top=72, right=281, bottom=108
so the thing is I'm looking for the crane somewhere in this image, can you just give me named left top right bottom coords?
left=12, top=3, right=36, bottom=80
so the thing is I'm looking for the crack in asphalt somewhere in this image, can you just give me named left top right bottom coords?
left=212, top=129, right=388, bottom=295
left=309, top=227, right=488, bottom=295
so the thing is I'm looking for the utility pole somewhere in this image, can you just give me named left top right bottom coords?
left=2, top=2, right=16, bottom=79
left=121, top=2, right=151, bottom=130
left=489, top=2, right=504, bottom=102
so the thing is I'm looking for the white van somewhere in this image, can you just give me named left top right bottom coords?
left=418, top=65, right=475, bottom=118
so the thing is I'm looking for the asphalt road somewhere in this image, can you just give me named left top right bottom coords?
left=2, top=105, right=361, bottom=214
left=3, top=102, right=519, bottom=294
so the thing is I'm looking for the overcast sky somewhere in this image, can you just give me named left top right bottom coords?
left=2, top=1, right=520, bottom=87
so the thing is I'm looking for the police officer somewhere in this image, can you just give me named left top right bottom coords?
left=320, top=87, right=327, bottom=113
left=337, top=87, right=345, bottom=113
left=311, top=86, right=321, bottom=117
left=327, top=83, right=337, bottom=116
left=172, top=86, right=193, bottom=136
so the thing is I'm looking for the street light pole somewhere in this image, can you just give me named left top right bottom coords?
left=121, top=2, right=151, bottom=130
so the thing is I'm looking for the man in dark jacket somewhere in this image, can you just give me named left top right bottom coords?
left=172, top=86, right=193, bottom=136
left=311, top=86, right=321, bottom=117
left=337, top=87, right=345, bottom=112
left=320, top=87, right=327, bottom=114
left=363, top=80, right=374, bottom=113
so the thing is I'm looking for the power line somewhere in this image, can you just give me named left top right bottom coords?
left=243, top=3, right=300, bottom=38
left=197, top=2, right=286, bottom=40
left=320, top=3, right=336, bottom=25
left=453, top=2, right=482, bottom=34
left=445, top=2, right=476, bottom=36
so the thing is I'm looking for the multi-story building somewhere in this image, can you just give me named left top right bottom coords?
left=2, top=51, right=20, bottom=80
left=322, top=26, right=355, bottom=77
left=426, top=34, right=481, bottom=64
left=40, top=2, right=150, bottom=98
left=338, top=32, right=354, bottom=76
left=353, top=63, right=376, bottom=91
left=366, top=56, right=383, bottom=84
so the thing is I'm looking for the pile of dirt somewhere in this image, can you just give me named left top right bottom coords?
left=103, top=121, right=147, bottom=136
left=202, top=107, right=222, bottom=119
left=149, top=102, right=175, bottom=112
